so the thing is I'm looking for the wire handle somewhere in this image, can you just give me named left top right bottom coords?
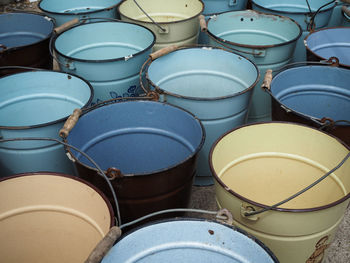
left=132, top=0, right=167, bottom=32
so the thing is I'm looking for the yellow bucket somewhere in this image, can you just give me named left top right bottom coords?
left=210, top=122, right=350, bottom=263
left=118, top=0, right=204, bottom=51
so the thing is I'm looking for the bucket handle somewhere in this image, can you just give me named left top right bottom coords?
left=342, top=5, right=350, bottom=16
left=305, top=0, right=336, bottom=31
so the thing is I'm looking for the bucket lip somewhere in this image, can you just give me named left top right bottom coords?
left=0, top=171, right=115, bottom=228
left=0, top=69, right=94, bottom=130
left=145, top=46, right=260, bottom=101
left=0, top=11, right=55, bottom=52
left=304, top=26, right=350, bottom=68
left=209, top=121, right=350, bottom=213
left=64, top=100, right=206, bottom=177
left=117, top=0, right=204, bottom=25
left=52, top=20, right=156, bottom=63
left=115, top=217, right=279, bottom=262
left=206, top=10, right=302, bottom=50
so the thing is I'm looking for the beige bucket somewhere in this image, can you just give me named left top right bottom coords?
left=118, top=0, right=204, bottom=51
left=210, top=122, right=350, bottom=263
left=0, top=173, right=114, bottom=263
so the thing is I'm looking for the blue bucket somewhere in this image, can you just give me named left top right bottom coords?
left=252, top=0, right=335, bottom=62
left=206, top=10, right=301, bottom=123
left=101, top=219, right=279, bottom=263
left=0, top=70, right=93, bottom=177
left=328, top=0, right=346, bottom=27
left=39, top=0, right=121, bottom=26
left=53, top=21, right=155, bottom=106
left=145, top=47, right=259, bottom=185
left=343, top=6, right=350, bottom=26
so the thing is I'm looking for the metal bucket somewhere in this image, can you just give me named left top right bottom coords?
left=39, top=0, right=121, bottom=26
left=328, top=0, right=346, bottom=27
left=64, top=100, right=204, bottom=224
left=0, top=12, right=54, bottom=76
left=265, top=65, right=350, bottom=146
left=0, top=70, right=93, bottom=177
left=53, top=20, right=155, bottom=105
left=206, top=10, right=301, bottom=123
left=144, top=46, right=259, bottom=186
left=343, top=5, right=350, bottom=26
left=252, top=0, right=335, bottom=62
left=210, top=122, right=350, bottom=263
left=118, top=0, right=204, bottom=51
left=101, top=219, right=279, bottom=263
left=0, top=172, right=114, bottom=263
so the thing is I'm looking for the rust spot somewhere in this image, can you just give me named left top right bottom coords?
left=208, top=230, right=214, bottom=235
left=67, top=75, right=72, bottom=80
left=185, top=4, right=188, bottom=7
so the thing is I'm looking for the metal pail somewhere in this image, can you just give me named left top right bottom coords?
left=39, top=0, right=121, bottom=26
left=252, top=0, right=335, bottom=62
left=343, top=6, right=350, bottom=26
left=101, top=219, right=279, bottom=263
left=0, top=70, right=93, bottom=177
left=118, top=0, right=204, bottom=51
left=328, top=0, right=346, bottom=27
left=0, top=12, right=54, bottom=76
left=0, top=172, right=114, bottom=263
left=206, top=10, right=301, bottom=123
left=53, top=20, right=155, bottom=105
left=266, top=65, right=350, bottom=146
left=64, top=101, right=204, bottom=224
left=210, top=122, right=350, bottom=263
left=145, top=46, right=259, bottom=186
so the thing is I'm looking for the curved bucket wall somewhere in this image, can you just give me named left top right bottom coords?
left=102, top=219, right=279, bottom=263
left=145, top=47, right=259, bottom=186
left=65, top=101, right=204, bottom=224
left=252, top=0, right=335, bottom=62
left=328, top=0, right=346, bottom=27
left=207, top=10, right=301, bottom=123
left=343, top=6, right=350, bottom=26
left=53, top=21, right=155, bottom=105
left=39, top=0, right=121, bottom=26
left=0, top=172, right=114, bottom=263
left=0, top=70, right=93, bottom=177
left=0, top=12, right=54, bottom=76
left=268, top=65, right=350, bottom=146
left=210, top=122, right=350, bottom=263
left=118, top=0, right=204, bottom=51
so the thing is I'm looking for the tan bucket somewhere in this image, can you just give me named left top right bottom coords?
left=0, top=173, right=114, bottom=263
left=210, top=122, right=350, bottom=263
left=118, top=0, right=204, bottom=51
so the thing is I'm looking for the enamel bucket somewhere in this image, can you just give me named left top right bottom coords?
left=39, top=0, right=121, bottom=26
left=64, top=100, right=204, bottom=224
left=206, top=10, right=301, bottom=123
left=210, top=122, right=350, bottom=263
left=328, top=0, right=346, bottom=26
left=252, top=0, right=335, bottom=62
left=0, top=70, right=93, bottom=177
left=101, top=219, right=279, bottom=263
left=305, top=27, right=350, bottom=69
left=53, top=20, right=155, bottom=106
left=0, top=172, right=114, bottom=263
left=0, top=12, right=54, bottom=76
left=145, top=46, right=259, bottom=186
left=118, top=0, right=204, bottom=51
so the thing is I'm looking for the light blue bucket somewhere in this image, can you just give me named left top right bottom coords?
left=53, top=21, right=155, bottom=106
left=206, top=10, right=301, bottom=123
left=145, top=46, right=259, bottom=185
left=0, top=70, right=93, bottom=177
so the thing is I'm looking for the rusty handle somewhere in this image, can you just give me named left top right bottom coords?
left=54, top=18, right=80, bottom=34
left=85, top=226, right=122, bottom=263
left=261, top=69, right=273, bottom=91
left=59, top=109, right=82, bottom=138
left=149, top=45, right=178, bottom=60
left=199, top=15, right=207, bottom=32
left=342, top=5, right=350, bottom=16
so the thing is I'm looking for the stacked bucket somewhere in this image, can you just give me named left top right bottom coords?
left=1, top=0, right=350, bottom=262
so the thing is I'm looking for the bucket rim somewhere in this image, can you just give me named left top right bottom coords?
left=0, top=171, right=115, bottom=227
left=0, top=69, right=94, bottom=130
left=145, top=46, right=260, bottom=101
left=52, top=20, right=156, bottom=63
left=65, top=100, right=206, bottom=177
left=117, top=0, right=204, bottom=25
left=209, top=121, right=350, bottom=213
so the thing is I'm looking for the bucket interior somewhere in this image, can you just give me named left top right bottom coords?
left=271, top=66, right=350, bottom=122
left=54, top=22, right=155, bottom=61
left=67, top=101, right=204, bottom=175
left=0, top=71, right=92, bottom=127
left=211, top=123, right=350, bottom=209
left=39, top=0, right=118, bottom=14
left=119, top=0, right=203, bottom=22
left=252, top=0, right=334, bottom=13
left=0, top=174, right=112, bottom=263
left=147, top=48, right=258, bottom=98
